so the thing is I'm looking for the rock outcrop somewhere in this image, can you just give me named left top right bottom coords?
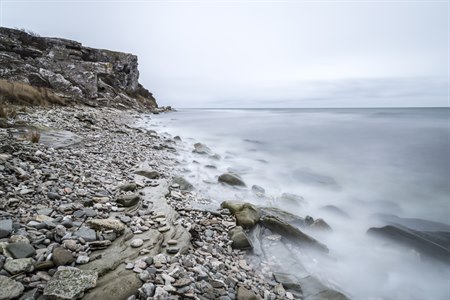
left=0, top=27, right=158, bottom=110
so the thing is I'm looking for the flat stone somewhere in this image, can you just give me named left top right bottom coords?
left=5, top=243, right=36, bottom=259
left=47, top=192, right=60, bottom=200
left=52, top=248, right=74, bottom=266
left=0, top=219, right=12, bottom=238
left=74, top=226, right=97, bottom=242
left=0, top=275, right=24, bottom=299
left=173, top=278, right=191, bottom=287
left=76, top=255, right=90, bottom=265
left=87, top=219, right=126, bottom=234
left=158, top=226, right=170, bottom=233
left=273, top=272, right=301, bottom=290
left=166, top=247, right=179, bottom=254
left=84, top=208, right=97, bottom=217
left=130, top=239, right=143, bottom=248
left=44, top=266, right=98, bottom=300
left=119, top=183, right=137, bottom=192
left=134, top=169, right=159, bottom=179
left=4, top=258, right=34, bottom=274
left=167, top=239, right=177, bottom=246
left=237, top=286, right=260, bottom=300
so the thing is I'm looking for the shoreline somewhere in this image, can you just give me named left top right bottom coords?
left=1, top=105, right=343, bottom=300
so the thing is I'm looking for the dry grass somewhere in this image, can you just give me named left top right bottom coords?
left=0, top=79, right=65, bottom=106
left=22, top=130, right=41, bottom=143
left=0, top=101, right=17, bottom=119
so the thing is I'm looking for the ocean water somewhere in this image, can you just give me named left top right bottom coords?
left=139, top=108, right=450, bottom=300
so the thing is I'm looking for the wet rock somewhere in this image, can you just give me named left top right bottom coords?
left=251, top=185, right=265, bottom=195
left=116, top=194, right=140, bottom=207
left=221, top=201, right=260, bottom=228
left=44, top=267, right=98, bottom=300
left=0, top=275, right=24, bottom=300
left=193, top=142, right=212, bottom=155
left=367, top=225, right=450, bottom=263
left=4, top=258, right=34, bottom=274
left=0, top=219, right=12, bottom=238
left=87, top=219, right=126, bottom=235
left=218, top=173, right=246, bottom=187
left=279, top=193, right=305, bottom=206
left=74, top=226, right=97, bottom=242
left=237, top=286, right=261, bottom=300
left=172, top=176, right=194, bottom=191
left=5, top=243, right=36, bottom=259
left=229, top=226, right=252, bottom=249
left=273, top=272, right=301, bottom=290
left=52, top=248, right=74, bottom=266
left=260, top=216, right=328, bottom=253
left=310, top=218, right=332, bottom=231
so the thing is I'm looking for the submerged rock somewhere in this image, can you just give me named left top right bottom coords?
left=260, top=216, right=329, bottom=253
left=44, top=267, right=98, bottom=300
left=192, top=143, right=212, bottom=155
left=0, top=275, right=24, bottom=300
left=172, top=176, right=194, bottom=191
left=218, top=173, right=246, bottom=187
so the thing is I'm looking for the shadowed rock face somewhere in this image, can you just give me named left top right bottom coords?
left=0, top=27, right=157, bottom=109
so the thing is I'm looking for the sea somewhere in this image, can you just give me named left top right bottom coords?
left=138, top=108, right=450, bottom=300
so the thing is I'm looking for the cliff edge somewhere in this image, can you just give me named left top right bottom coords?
left=0, top=27, right=158, bottom=110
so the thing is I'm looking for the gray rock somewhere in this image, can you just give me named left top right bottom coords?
left=172, top=176, right=194, bottom=191
left=133, top=169, right=159, bottom=179
left=119, top=183, right=137, bottom=192
left=4, top=258, right=34, bottom=274
left=218, top=173, right=246, bottom=187
left=52, top=248, right=74, bottom=266
left=221, top=201, right=260, bottom=228
left=5, top=243, right=36, bottom=259
left=0, top=219, right=12, bottom=238
left=229, top=226, right=252, bottom=249
left=47, top=192, right=61, bottom=200
left=87, top=219, right=126, bottom=235
left=44, top=266, right=98, bottom=300
left=74, top=226, right=97, bottom=242
left=76, top=255, right=90, bottom=265
left=0, top=275, right=24, bottom=300
left=192, top=143, right=212, bottom=155
left=251, top=185, right=265, bottom=194
left=139, top=282, right=155, bottom=298
left=116, top=194, right=140, bottom=207
left=273, top=272, right=301, bottom=290
left=130, top=239, right=143, bottom=248
left=237, top=286, right=260, bottom=300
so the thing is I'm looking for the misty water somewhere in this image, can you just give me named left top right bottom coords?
left=139, top=108, right=449, bottom=300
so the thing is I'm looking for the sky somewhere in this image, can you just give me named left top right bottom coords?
left=1, top=0, right=449, bottom=108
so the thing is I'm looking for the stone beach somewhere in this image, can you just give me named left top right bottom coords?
left=0, top=105, right=349, bottom=300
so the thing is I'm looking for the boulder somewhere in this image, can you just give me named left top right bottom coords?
left=172, top=176, right=194, bottom=191
left=87, top=219, right=126, bottom=235
left=43, top=267, right=98, bottom=300
left=260, top=216, right=328, bottom=253
left=221, top=201, right=260, bottom=228
left=310, top=218, right=332, bottom=231
left=218, top=173, right=246, bottom=187
left=116, top=193, right=140, bottom=207
left=229, top=226, right=252, bottom=249
left=192, top=143, right=212, bottom=155
left=0, top=275, right=24, bottom=300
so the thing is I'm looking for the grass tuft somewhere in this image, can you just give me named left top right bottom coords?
left=0, top=79, right=65, bottom=106
left=22, top=130, right=41, bottom=143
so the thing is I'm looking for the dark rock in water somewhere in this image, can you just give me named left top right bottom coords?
left=375, top=214, right=450, bottom=232
left=259, top=207, right=306, bottom=228
left=227, top=166, right=253, bottom=175
left=367, top=225, right=450, bottom=263
left=0, top=219, right=13, bottom=238
left=229, top=226, right=252, bottom=249
left=44, top=267, right=98, bottom=300
left=0, top=275, right=24, bottom=300
left=116, top=193, right=140, bottom=207
left=260, top=216, right=329, bottom=253
left=172, top=176, right=194, bottom=191
left=6, top=243, right=36, bottom=258
left=310, top=218, right=332, bottom=232
left=193, top=143, right=212, bottom=155
left=53, top=248, right=74, bottom=266
left=251, top=185, right=265, bottom=195
left=221, top=201, right=260, bottom=228
left=236, top=286, right=260, bottom=300
left=218, top=173, right=246, bottom=187
left=305, top=216, right=314, bottom=226
left=299, top=275, right=349, bottom=300
left=279, top=193, right=305, bottom=206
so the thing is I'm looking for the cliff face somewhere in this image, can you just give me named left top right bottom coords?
left=0, top=27, right=157, bottom=109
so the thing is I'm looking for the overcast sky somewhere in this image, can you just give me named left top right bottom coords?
left=1, top=0, right=449, bottom=108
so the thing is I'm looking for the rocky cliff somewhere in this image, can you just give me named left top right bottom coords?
left=0, top=27, right=158, bottom=109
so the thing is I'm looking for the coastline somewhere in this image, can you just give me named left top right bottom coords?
left=0, top=105, right=348, bottom=300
